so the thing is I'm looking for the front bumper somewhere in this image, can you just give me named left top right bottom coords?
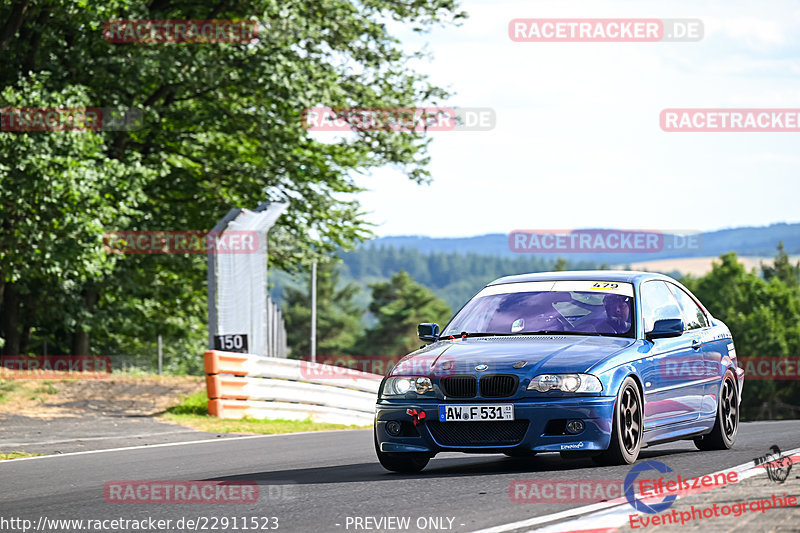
left=375, top=396, right=616, bottom=454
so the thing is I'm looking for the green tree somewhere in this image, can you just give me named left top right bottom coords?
left=553, top=257, right=568, bottom=271
left=0, top=76, right=154, bottom=355
left=0, top=0, right=466, bottom=358
left=283, top=261, right=363, bottom=358
left=682, top=250, right=800, bottom=419
left=356, top=271, right=451, bottom=356
left=761, top=241, right=800, bottom=288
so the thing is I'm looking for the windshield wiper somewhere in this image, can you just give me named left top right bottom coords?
left=511, top=330, right=603, bottom=336
left=443, top=332, right=512, bottom=338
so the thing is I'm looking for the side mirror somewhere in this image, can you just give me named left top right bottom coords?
left=646, top=318, right=684, bottom=340
left=418, top=323, right=440, bottom=343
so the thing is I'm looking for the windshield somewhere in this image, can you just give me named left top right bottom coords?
left=441, top=280, right=636, bottom=338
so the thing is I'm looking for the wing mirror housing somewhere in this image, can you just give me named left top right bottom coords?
left=418, top=323, right=440, bottom=343
left=646, top=318, right=684, bottom=340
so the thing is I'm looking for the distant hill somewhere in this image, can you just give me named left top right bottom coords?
left=271, top=222, right=798, bottom=316
left=367, top=222, right=800, bottom=264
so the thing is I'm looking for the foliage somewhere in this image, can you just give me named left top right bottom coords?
left=0, top=451, right=42, bottom=460
left=338, top=245, right=592, bottom=310
left=164, top=390, right=209, bottom=415
left=282, top=260, right=364, bottom=358
left=761, top=241, right=800, bottom=288
left=0, top=0, right=466, bottom=359
left=0, top=75, right=154, bottom=355
left=355, top=270, right=451, bottom=356
left=681, top=248, right=800, bottom=420
left=163, top=392, right=368, bottom=432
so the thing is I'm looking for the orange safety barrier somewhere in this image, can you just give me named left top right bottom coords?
left=205, top=374, right=249, bottom=399
left=204, top=351, right=378, bottom=423
left=208, top=398, right=250, bottom=418
left=204, top=350, right=249, bottom=376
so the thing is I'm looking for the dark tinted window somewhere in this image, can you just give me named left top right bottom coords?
left=442, top=290, right=634, bottom=337
left=667, top=284, right=708, bottom=330
left=640, top=281, right=682, bottom=332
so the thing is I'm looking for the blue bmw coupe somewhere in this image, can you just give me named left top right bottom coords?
left=374, top=271, right=744, bottom=472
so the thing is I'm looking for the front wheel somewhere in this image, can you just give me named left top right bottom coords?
left=374, top=432, right=430, bottom=473
left=593, top=377, right=643, bottom=465
left=694, top=373, right=738, bottom=451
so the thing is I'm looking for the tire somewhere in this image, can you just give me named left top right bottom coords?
left=374, top=431, right=430, bottom=473
left=694, top=373, right=738, bottom=451
left=593, top=377, right=643, bottom=466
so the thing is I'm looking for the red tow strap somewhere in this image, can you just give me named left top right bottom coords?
left=406, top=409, right=427, bottom=426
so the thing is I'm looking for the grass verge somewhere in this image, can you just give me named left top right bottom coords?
left=0, top=380, right=22, bottom=404
left=0, top=379, right=60, bottom=404
left=0, top=451, right=42, bottom=460
left=160, top=392, right=370, bottom=434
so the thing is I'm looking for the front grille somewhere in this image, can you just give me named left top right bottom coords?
left=480, top=375, right=518, bottom=398
left=427, top=420, right=529, bottom=446
left=441, top=375, right=477, bottom=398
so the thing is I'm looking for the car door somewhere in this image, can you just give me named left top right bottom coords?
left=639, top=280, right=704, bottom=430
left=666, top=283, right=720, bottom=419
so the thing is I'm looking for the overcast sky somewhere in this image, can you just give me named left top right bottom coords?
left=347, top=0, right=800, bottom=238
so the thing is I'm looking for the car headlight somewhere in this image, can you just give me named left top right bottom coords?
left=382, top=377, right=434, bottom=398
left=527, top=373, right=602, bottom=393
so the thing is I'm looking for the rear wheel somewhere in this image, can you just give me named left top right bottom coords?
left=694, top=373, right=738, bottom=451
left=593, top=377, right=643, bottom=466
left=374, top=432, right=430, bottom=473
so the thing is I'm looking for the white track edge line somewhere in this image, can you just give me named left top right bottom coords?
left=0, top=429, right=200, bottom=447
left=0, top=428, right=370, bottom=463
left=467, top=446, right=800, bottom=533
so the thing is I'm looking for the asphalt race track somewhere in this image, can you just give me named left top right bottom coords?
left=1, top=421, right=798, bottom=533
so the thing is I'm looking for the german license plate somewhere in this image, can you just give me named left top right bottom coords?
left=438, top=405, right=514, bottom=421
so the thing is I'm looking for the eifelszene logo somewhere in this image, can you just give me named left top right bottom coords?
left=625, top=461, right=677, bottom=513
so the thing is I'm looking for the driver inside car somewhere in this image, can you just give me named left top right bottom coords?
left=595, top=293, right=632, bottom=334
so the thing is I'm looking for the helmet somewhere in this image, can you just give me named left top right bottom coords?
left=604, top=293, right=630, bottom=310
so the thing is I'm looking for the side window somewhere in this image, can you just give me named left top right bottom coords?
left=640, top=281, right=682, bottom=333
left=667, top=284, right=708, bottom=330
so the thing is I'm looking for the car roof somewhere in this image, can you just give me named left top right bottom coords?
left=487, top=270, right=674, bottom=286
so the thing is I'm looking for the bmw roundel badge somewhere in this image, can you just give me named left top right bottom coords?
left=475, top=364, right=488, bottom=371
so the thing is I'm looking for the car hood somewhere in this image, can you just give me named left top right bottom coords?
left=390, top=335, right=634, bottom=377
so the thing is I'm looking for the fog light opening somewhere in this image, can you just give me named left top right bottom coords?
left=386, top=421, right=402, bottom=436
left=566, top=420, right=585, bottom=434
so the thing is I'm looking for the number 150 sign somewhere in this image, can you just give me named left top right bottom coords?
left=214, top=334, right=249, bottom=353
